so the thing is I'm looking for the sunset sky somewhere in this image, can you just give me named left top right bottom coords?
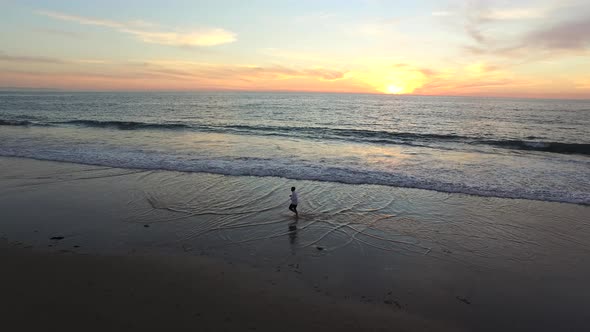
left=1, top=0, right=590, bottom=98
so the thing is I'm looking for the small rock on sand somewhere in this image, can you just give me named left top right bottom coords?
left=456, top=296, right=471, bottom=304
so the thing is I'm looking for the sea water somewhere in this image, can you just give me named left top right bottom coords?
left=1, top=91, right=589, bottom=204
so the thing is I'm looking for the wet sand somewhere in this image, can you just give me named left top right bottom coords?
left=1, top=156, right=589, bottom=331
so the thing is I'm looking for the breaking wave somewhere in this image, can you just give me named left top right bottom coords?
left=1, top=147, right=588, bottom=205
left=2, top=118, right=589, bottom=156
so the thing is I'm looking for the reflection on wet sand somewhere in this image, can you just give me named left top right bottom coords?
left=288, top=221, right=298, bottom=255
left=113, top=169, right=590, bottom=272
left=4, top=158, right=589, bottom=272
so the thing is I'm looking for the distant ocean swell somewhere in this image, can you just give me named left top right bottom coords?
left=2, top=118, right=589, bottom=156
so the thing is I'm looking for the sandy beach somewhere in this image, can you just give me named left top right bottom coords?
left=1, top=243, right=454, bottom=332
left=1, top=156, right=589, bottom=331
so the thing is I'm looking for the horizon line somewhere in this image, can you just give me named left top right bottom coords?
left=1, top=87, right=589, bottom=101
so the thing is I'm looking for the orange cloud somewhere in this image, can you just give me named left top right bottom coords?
left=2, top=51, right=589, bottom=98
left=0, top=57, right=357, bottom=93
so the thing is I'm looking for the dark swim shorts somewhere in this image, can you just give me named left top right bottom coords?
left=289, top=204, right=298, bottom=209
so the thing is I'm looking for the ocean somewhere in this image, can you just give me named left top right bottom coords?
left=1, top=91, right=589, bottom=205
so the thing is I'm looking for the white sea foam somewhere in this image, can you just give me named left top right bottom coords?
left=1, top=139, right=588, bottom=205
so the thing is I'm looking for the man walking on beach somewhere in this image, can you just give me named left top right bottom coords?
left=289, top=186, right=298, bottom=217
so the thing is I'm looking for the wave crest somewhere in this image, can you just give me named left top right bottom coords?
left=0, top=119, right=33, bottom=126
left=61, top=120, right=191, bottom=130
left=2, top=118, right=589, bottom=155
left=487, top=140, right=590, bottom=155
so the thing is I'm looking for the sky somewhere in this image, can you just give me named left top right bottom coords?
left=1, top=0, right=590, bottom=98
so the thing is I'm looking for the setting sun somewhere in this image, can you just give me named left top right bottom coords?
left=386, top=85, right=404, bottom=94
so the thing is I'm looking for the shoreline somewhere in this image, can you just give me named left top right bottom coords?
left=1, top=154, right=587, bottom=206
left=1, top=156, right=589, bottom=331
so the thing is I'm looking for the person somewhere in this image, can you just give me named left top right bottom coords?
left=288, top=186, right=298, bottom=217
